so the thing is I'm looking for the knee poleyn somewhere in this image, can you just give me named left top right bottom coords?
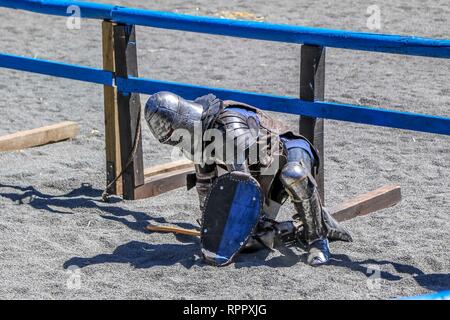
left=280, top=162, right=313, bottom=200
left=280, top=162, right=308, bottom=186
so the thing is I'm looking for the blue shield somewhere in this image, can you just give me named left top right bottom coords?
left=201, top=171, right=263, bottom=266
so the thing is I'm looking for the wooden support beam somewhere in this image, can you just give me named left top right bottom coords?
left=102, top=20, right=123, bottom=196
left=114, top=24, right=145, bottom=200
left=330, top=185, right=402, bottom=222
left=144, top=159, right=193, bottom=179
left=145, top=185, right=401, bottom=237
left=134, top=166, right=195, bottom=199
left=0, top=121, right=79, bottom=152
left=299, top=45, right=326, bottom=203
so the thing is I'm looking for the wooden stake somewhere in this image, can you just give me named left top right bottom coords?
left=102, top=20, right=123, bottom=195
left=114, top=24, right=145, bottom=200
left=300, top=45, right=326, bottom=204
left=146, top=224, right=200, bottom=237
left=0, top=121, right=79, bottom=152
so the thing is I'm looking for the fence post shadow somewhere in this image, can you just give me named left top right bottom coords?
left=0, top=182, right=198, bottom=233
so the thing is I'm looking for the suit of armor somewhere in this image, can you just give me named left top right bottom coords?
left=145, top=91, right=352, bottom=266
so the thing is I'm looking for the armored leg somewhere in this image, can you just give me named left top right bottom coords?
left=195, top=163, right=218, bottom=212
left=279, top=147, right=330, bottom=266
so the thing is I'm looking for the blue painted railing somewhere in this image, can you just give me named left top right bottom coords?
left=0, top=0, right=449, bottom=136
left=0, top=52, right=113, bottom=85
left=2, top=0, right=450, bottom=58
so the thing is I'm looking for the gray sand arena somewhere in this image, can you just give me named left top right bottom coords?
left=0, top=0, right=449, bottom=299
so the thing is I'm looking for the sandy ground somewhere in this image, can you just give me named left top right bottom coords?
left=0, top=0, right=449, bottom=299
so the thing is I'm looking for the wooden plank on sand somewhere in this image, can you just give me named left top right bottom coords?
left=0, top=121, right=79, bottom=152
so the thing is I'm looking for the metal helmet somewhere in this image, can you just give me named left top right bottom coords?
left=144, top=91, right=204, bottom=146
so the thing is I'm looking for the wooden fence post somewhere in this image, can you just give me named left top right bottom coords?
left=113, top=23, right=145, bottom=200
left=299, top=45, right=326, bottom=203
left=102, top=20, right=123, bottom=196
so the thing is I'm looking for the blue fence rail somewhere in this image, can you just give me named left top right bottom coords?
left=0, top=52, right=113, bottom=85
left=2, top=0, right=450, bottom=58
left=0, top=0, right=449, bottom=136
